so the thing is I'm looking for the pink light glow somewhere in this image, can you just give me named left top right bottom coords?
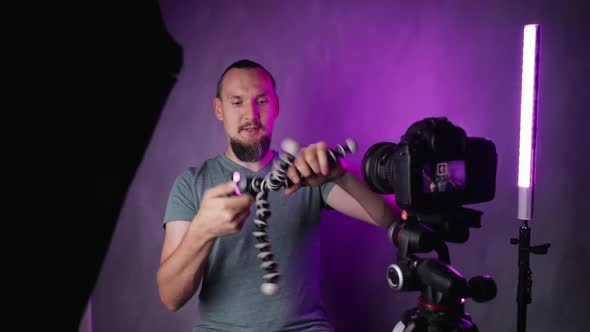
left=518, top=24, right=541, bottom=188
left=232, top=171, right=241, bottom=195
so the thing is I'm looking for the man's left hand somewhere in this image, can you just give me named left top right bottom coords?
left=284, top=141, right=346, bottom=196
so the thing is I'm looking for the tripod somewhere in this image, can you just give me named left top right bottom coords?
left=387, top=209, right=497, bottom=332
left=392, top=300, right=476, bottom=332
left=232, top=138, right=357, bottom=295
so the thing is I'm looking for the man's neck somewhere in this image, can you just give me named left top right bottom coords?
left=224, top=147, right=274, bottom=172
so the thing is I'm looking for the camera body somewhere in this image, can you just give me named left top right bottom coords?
left=362, top=117, right=497, bottom=213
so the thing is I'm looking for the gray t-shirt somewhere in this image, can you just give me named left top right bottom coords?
left=163, top=150, right=336, bottom=332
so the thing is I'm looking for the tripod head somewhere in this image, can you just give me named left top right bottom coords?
left=387, top=208, right=497, bottom=332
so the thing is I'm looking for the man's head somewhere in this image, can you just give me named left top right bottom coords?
left=214, top=59, right=279, bottom=162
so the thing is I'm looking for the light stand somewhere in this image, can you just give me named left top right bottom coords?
left=510, top=23, right=551, bottom=332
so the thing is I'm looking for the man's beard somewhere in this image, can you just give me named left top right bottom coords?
left=230, top=134, right=271, bottom=162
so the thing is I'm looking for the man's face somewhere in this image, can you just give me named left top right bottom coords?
left=214, top=68, right=279, bottom=162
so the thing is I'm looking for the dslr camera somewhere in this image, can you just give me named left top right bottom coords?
left=362, top=117, right=498, bottom=332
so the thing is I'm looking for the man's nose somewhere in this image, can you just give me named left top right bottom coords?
left=244, top=101, right=261, bottom=120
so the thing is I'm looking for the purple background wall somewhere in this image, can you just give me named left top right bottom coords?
left=93, top=1, right=589, bottom=331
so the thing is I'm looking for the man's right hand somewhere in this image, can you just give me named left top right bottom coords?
left=193, top=181, right=254, bottom=239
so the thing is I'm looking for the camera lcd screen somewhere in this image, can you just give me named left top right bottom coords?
left=422, top=160, right=466, bottom=193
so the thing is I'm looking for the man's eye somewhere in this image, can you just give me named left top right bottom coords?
left=257, top=99, right=269, bottom=105
left=232, top=101, right=242, bottom=106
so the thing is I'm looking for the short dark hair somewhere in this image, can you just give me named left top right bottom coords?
left=215, top=59, right=277, bottom=98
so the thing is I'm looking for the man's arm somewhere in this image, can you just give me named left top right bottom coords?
left=157, top=220, right=215, bottom=311
left=157, top=181, right=253, bottom=311
left=327, top=166, right=401, bottom=228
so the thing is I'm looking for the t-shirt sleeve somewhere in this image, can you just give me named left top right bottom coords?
left=320, top=181, right=337, bottom=209
left=163, top=169, right=199, bottom=227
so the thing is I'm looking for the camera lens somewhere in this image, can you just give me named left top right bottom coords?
left=387, top=264, right=404, bottom=290
left=362, top=142, right=398, bottom=194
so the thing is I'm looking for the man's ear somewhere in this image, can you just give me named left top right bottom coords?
left=214, top=97, right=223, bottom=121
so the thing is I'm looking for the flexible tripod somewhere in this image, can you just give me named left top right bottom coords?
left=232, top=138, right=357, bottom=295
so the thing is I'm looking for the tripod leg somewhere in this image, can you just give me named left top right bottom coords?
left=393, top=307, right=425, bottom=332
left=458, top=317, right=479, bottom=332
left=393, top=320, right=406, bottom=332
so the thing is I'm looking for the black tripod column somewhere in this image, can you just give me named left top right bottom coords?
left=510, top=221, right=550, bottom=332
